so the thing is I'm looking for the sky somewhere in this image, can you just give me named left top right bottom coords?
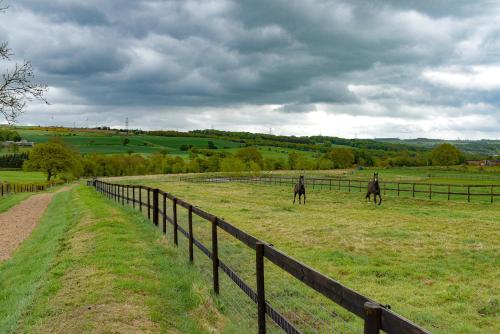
left=1, top=0, right=500, bottom=139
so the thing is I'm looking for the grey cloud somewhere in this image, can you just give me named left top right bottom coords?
left=1, top=0, right=500, bottom=138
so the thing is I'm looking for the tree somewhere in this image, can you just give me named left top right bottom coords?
left=24, top=141, right=79, bottom=181
left=430, top=143, right=462, bottom=166
left=234, top=147, right=264, bottom=168
left=1, top=2, right=47, bottom=123
left=207, top=141, right=217, bottom=149
left=323, top=148, right=354, bottom=169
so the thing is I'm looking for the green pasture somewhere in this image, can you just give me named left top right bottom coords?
left=16, top=128, right=243, bottom=156
left=125, top=177, right=499, bottom=334
left=264, top=167, right=500, bottom=185
left=0, top=171, right=47, bottom=183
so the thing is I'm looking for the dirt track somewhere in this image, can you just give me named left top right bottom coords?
left=0, top=186, right=71, bottom=261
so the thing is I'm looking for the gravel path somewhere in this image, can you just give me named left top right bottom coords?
left=0, top=186, right=72, bottom=261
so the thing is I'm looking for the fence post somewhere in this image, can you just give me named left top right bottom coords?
left=429, top=184, right=432, bottom=200
left=173, top=198, right=178, bottom=246
left=139, top=187, right=142, bottom=212
left=163, top=193, right=167, bottom=234
left=384, top=182, right=386, bottom=195
left=256, top=242, right=266, bottom=334
left=467, top=186, right=471, bottom=202
left=188, top=205, right=194, bottom=263
left=348, top=179, right=351, bottom=192
left=211, top=216, right=219, bottom=294
left=491, top=185, right=494, bottom=204
left=122, top=185, right=125, bottom=205
left=126, top=185, right=129, bottom=205
left=412, top=183, right=415, bottom=198
left=147, top=188, right=151, bottom=220
left=448, top=185, right=450, bottom=201
left=364, top=302, right=381, bottom=334
left=132, top=186, right=136, bottom=208
left=397, top=183, right=400, bottom=197
left=153, top=188, right=159, bottom=226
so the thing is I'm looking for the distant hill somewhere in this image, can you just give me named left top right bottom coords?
left=375, top=138, right=499, bottom=156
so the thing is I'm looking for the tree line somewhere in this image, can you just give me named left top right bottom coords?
left=22, top=139, right=467, bottom=181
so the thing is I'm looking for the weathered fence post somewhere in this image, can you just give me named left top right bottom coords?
left=173, top=198, right=178, bottom=245
left=448, top=185, right=450, bottom=201
left=256, top=242, right=266, bottom=334
left=163, top=193, right=167, bottom=234
left=364, top=302, right=381, bottom=334
left=467, top=186, right=471, bottom=202
left=429, top=184, right=432, bottom=200
left=132, top=186, right=136, bottom=208
left=348, top=179, right=351, bottom=192
left=139, top=187, right=142, bottom=212
left=188, top=205, right=194, bottom=263
left=412, top=183, right=415, bottom=198
left=329, top=179, right=332, bottom=191
left=491, top=185, right=494, bottom=204
left=211, top=216, right=219, bottom=294
left=126, top=185, right=129, bottom=205
left=122, top=185, right=125, bottom=205
left=147, top=188, right=151, bottom=220
left=153, top=188, right=159, bottom=226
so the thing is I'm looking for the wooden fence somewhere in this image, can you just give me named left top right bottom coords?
left=88, top=179, right=431, bottom=334
left=180, top=175, right=499, bottom=203
left=0, top=181, right=54, bottom=197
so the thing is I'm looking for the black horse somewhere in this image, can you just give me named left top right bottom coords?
left=366, top=172, right=382, bottom=205
left=293, top=175, right=306, bottom=204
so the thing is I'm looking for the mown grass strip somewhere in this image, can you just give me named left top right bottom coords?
left=16, top=186, right=228, bottom=333
left=0, top=190, right=75, bottom=333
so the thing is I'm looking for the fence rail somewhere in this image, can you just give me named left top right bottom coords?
left=180, top=175, right=499, bottom=203
left=88, top=179, right=431, bottom=334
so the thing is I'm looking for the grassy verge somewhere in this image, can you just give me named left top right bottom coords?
left=2, top=186, right=229, bottom=333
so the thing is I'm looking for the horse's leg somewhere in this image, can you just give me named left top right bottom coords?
left=299, top=193, right=302, bottom=204
left=293, top=192, right=296, bottom=204
left=303, top=192, right=306, bottom=205
left=378, top=193, right=382, bottom=206
left=366, top=192, right=371, bottom=201
left=373, top=193, right=377, bottom=205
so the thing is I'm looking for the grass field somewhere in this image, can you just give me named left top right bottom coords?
left=0, top=186, right=244, bottom=333
left=0, top=171, right=47, bottom=183
left=16, top=128, right=243, bottom=156
left=123, top=176, right=500, bottom=334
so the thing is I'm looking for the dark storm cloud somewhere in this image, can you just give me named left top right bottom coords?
left=1, top=0, right=500, bottom=138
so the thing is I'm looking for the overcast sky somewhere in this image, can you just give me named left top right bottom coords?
left=1, top=0, right=500, bottom=139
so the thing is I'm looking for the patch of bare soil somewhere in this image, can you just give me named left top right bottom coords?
left=0, top=186, right=72, bottom=261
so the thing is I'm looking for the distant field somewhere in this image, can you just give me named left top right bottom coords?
left=267, top=167, right=500, bottom=185
left=0, top=171, right=46, bottom=183
left=17, top=128, right=243, bottom=156
left=126, top=176, right=499, bottom=334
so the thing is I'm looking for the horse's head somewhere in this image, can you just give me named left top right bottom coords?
left=299, top=175, right=304, bottom=184
left=373, top=172, right=379, bottom=182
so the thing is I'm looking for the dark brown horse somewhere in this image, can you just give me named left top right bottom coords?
left=293, top=175, right=306, bottom=204
left=366, top=172, right=382, bottom=205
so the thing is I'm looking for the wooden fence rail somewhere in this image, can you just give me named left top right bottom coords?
left=88, top=179, right=431, bottom=334
left=180, top=175, right=499, bottom=203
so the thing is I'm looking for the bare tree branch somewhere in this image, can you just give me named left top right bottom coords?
left=0, top=1, right=48, bottom=123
